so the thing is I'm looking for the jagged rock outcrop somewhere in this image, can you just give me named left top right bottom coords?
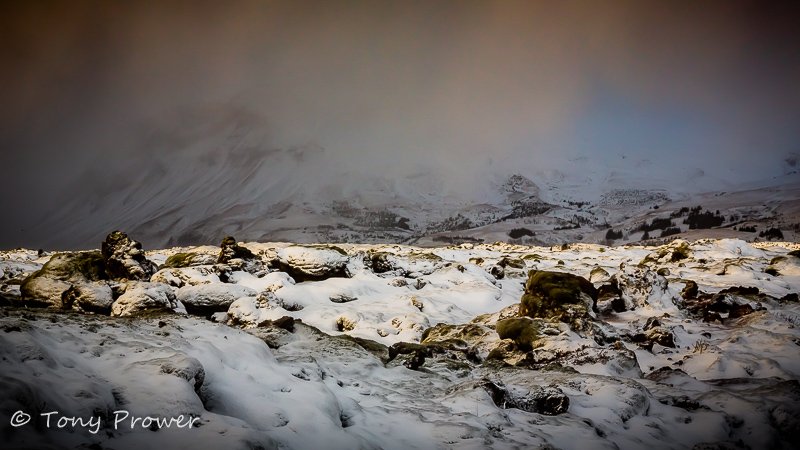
left=216, top=236, right=265, bottom=274
left=102, top=231, right=157, bottom=281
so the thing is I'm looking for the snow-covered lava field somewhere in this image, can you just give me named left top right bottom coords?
left=1, top=233, right=799, bottom=449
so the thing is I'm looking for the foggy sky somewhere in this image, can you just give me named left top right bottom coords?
left=1, top=0, right=799, bottom=248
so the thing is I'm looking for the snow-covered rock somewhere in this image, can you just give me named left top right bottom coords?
left=111, top=282, right=180, bottom=317
left=176, top=283, right=257, bottom=315
left=275, top=245, right=350, bottom=281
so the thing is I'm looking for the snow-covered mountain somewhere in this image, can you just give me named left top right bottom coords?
left=32, top=107, right=800, bottom=250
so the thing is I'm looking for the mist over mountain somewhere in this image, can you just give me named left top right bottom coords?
left=1, top=103, right=792, bottom=250
left=1, top=1, right=799, bottom=248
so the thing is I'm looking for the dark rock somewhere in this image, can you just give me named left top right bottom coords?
left=646, top=327, right=675, bottom=348
left=597, top=280, right=624, bottom=313
left=498, top=257, right=525, bottom=269
left=779, top=293, right=799, bottom=303
left=643, top=316, right=661, bottom=331
left=659, top=395, right=702, bottom=411
left=101, top=231, right=157, bottom=281
left=329, top=294, right=358, bottom=303
left=217, top=236, right=257, bottom=269
left=388, top=342, right=429, bottom=361
left=728, top=304, right=755, bottom=319
left=717, top=286, right=759, bottom=296
left=479, top=379, right=569, bottom=415
left=489, top=264, right=505, bottom=280
left=631, top=326, right=675, bottom=350
left=403, top=350, right=426, bottom=370
left=212, top=264, right=232, bottom=283
left=370, top=252, right=398, bottom=274
left=681, top=280, right=699, bottom=300
left=271, top=316, right=295, bottom=332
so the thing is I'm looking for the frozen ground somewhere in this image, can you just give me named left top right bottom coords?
left=1, top=238, right=799, bottom=449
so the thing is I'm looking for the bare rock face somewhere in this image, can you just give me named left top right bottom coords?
left=101, top=231, right=157, bottom=281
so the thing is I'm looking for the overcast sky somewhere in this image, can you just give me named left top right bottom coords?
left=1, top=0, right=799, bottom=248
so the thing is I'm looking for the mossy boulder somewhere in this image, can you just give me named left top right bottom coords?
left=496, top=317, right=540, bottom=351
left=29, top=251, right=107, bottom=283
left=519, top=270, right=597, bottom=324
left=162, top=252, right=217, bottom=269
left=19, top=251, right=111, bottom=308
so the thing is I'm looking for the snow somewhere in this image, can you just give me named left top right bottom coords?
left=1, top=238, right=799, bottom=449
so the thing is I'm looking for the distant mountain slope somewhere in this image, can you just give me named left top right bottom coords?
left=30, top=108, right=800, bottom=249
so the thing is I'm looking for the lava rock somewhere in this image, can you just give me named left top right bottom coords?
left=101, top=231, right=157, bottom=281
left=489, top=264, right=505, bottom=280
left=217, top=236, right=261, bottom=273
left=681, top=280, right=699, bottom=300
left=479, top=379, right=569, bottom=415
left=403, top=350, right=426, bottom=370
